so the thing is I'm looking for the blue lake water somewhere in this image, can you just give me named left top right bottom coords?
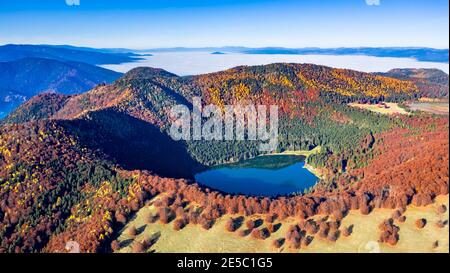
left=194, top=156, right=319, bottom=197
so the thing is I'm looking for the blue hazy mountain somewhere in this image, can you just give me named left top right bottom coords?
left=141, top=46, right=448, bottom=63
left=0, top=57, right=122, bottom=118
left=241, top=47, right=449, bottom=63
left=3, top=44, right=446, bottom=63
left=0, top=44, right=144, bottom=65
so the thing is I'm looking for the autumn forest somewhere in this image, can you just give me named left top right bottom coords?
left=0, top=62, right=448, bottom=253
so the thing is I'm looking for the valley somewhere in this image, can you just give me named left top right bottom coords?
left=0, top=62, right=448, bottom=253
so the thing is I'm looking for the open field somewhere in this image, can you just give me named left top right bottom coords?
left=418, top=98, right=449, bottom=103
left=348, top=102, right=410, bottom=115
left=407, top=102, right=449, bottom=115
left=116, top=195, right=449, bottom=253
left=268, top=146, right=322, bottom=157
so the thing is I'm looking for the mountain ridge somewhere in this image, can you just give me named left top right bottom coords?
left=0, top=57, right=123, bottom=118
left=376, top=68, right=449, bottom=98
left=3, top=62, right=425, bottom=126
left=0, top=44, right=144, bottom=65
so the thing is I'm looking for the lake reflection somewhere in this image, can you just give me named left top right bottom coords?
left=194, top=156, right=319, bottom=197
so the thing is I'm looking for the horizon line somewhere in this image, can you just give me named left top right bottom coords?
left=1, top=43, right=449, bottom=51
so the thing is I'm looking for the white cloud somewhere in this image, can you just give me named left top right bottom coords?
left=365, top=0, right=380, bottom=6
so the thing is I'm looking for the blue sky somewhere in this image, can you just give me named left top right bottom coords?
left=0, top=0, right=448, bottom=49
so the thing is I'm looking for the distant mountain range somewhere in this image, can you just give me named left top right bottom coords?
left=0, top=44, right=448, bottom=118
left=0, top=44, right=144, bottom=65
left=0, top=57, right=122, bottom=118
left=2, top=44, right=448, bottom=63
left=241, top=47, right=449, bottom=63
left=142, top=46, right=449, bottom=63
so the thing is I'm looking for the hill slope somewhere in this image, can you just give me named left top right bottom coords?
left=0, top=44, right=143, bottom=65
left=2, top=63, right=422, bottom=167
left=7, top=63, right=420, bottom=123
left=0, top=58, right=122, bottom=118
left=0, top=63, right=448, bottom=253
left=376, top=68, right=449, bottom=98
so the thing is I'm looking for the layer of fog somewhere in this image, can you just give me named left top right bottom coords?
left=101, top=52, right=449, bottom=76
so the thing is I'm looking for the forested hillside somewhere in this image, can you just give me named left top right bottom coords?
left=377, top=68, right=449, bottom=98
left=0, top=58, right=122, bottom=118
left=0, top=63, right=448, bottom=252
left=3, top=63, right=425, bottom=168
left=0, top=44, right=142, bottom=65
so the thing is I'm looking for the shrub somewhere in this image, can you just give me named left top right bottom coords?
left=329, top=221, right=340, bottom=231
left=115, top=212, right=127, bottom=225
left=378, top=218, right=393, bottom=230
left=200, top=217, right=214, bottom=230
left=287, top=237, right=301, bottom=249
left=128, top=226, right=137, bottom=237
left=391, top=210, right=402, bottom=220
left=265, top=214, right=277, bottom=223
left=318, top=228, right=328, bottom=239
left=397, top=215, right=406, bottom=223
left=110, top=240, right=120, bottom=252
left=251, top=228, right=270, bottom=240
left=342, top=225, right=353, bottom=237
left=144, top=237, right=153, bottom=248
left=297, top=220, right=307, bottom=230
left=332, top=210, right=345, bottom=221
left=158, top=207, right=173, bottom=224
left=174, top=206, right=185, bottom=218
left=246, top=219, right=255, bottom=230
left=327, top=230, right=340, bottom=242
left=305, top=220, right=319, bottom=234
left=386, top=233, right=399, bottom=246
left=238, top=229, right=250, bottom=237
left=272, top=238, right=284, bottom=249
left=153, top=199, right=163, bottom=207
left=435, top=220, right=446, bottom=228
left=225, top=217, right=239, bottom=232
left=415, top=218, right=427, bottom=229
left=412, top=194, right=433, bottom=207
left=432, top=241, right=439, bottom=249
left=360, top=204, right=371, bottom=215
left=301, top=236, right=313, bottom=248
left=173, top=218, right=187, bottom=231
left=250, top=229, right=261, bottom=239
left=188, top=210, right=200, bottom=225
left=378, top=218, right=400, bottom=246
left=130, top=199, right=140, bottom=212
left=285, top=225, right=301, bottom=241
left=437, top=205, right=447, bottom=214
left=132, top=241, right=144, bottom=253
left=147, top=213, right=158, bottom=224
left=318, top=221, right=330, bottom=238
